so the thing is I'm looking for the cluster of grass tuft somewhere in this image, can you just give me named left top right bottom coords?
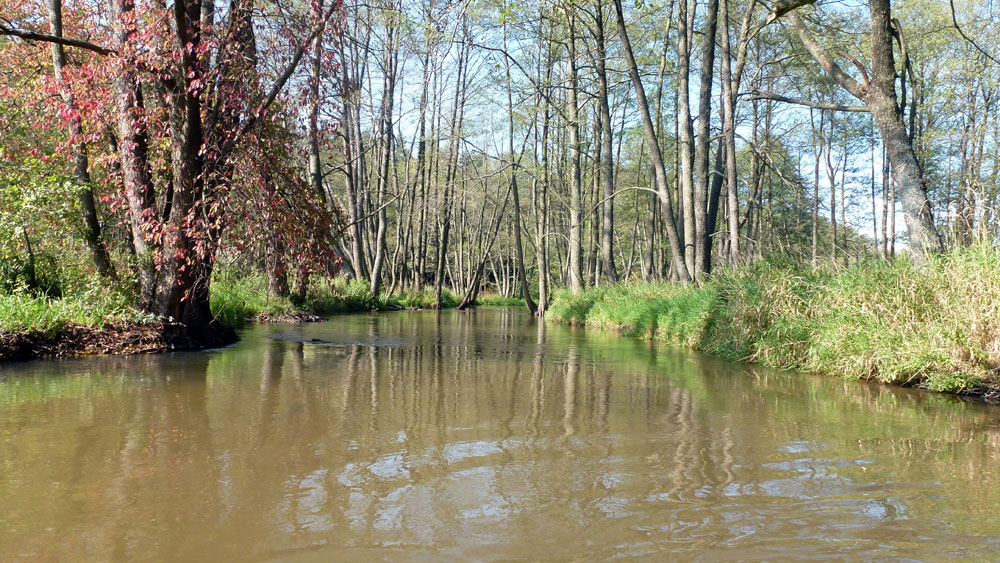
left=210, top=273, right=467, bottom=323
left=0, top=279, right=152, bottom=334
left=294, top=278, right=374, bottom=315
left=3, top=268, right=489, bottom=339
left=209, top=271, right=300, bottom=327
left=548, top=244, right=1000, bottom=393
left=385, top=286, right=459, bottom=309
left=475, top=293, right=526, bottom=307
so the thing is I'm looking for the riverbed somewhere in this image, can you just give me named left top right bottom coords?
left=2, top=309, right=1000, bottom=559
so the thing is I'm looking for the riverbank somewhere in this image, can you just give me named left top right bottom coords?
left=0, top=272, right=521, bottom=362
left=547, top=244, right=1000, bottom=399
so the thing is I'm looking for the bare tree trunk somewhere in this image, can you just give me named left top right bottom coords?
left=503, top=14, right=537, bottom=314
left=592, top=0, right=618, bottom=284
left=535, top=24, right=554, bottom=315
left=823, top=113, right=838, bottom=263
left=881, top=141, right=890, bottom=257
left=693, top=0, right=719, bottom=281
left=810, top=108, right=822, bottom=264
left=294, top=0, right=328, bottom=302
left=870, top=124, right=879, bottom=255
left=719, top=0, right=756, bottom=264
left=566, top=9, right=585, bottom=293
left=677, top=0, right=696, bottom=274
left=784, top=2, right=941, bottom=258
left=646, top=1, right=674, bottom=280
left=414, top=48, right=431, bottom=288
left=613, top=0, right=692, bottom=283
left=336, top=31, right=370, bottom=280
left=48, top=0, right=114, bottom=278
left=434, top=27, right=469, bottom=308
left=370, top=10, right=399, bottom=298
left=110, top=0, right=157, bottom=305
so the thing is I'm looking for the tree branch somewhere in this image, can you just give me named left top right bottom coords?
left=949, top=0, right=1000, bottom=66
left=221, top=0, right=341, bottom=155
left=782, top=11, right=867, bottom=100
left=749, top=88, right=870, bottom=112
left=0, top=22, right=114, bottom=55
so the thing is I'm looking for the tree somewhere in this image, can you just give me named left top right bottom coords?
left=2, top=0, right=342, bottom=344
left=773, top=0, right=943, bottom=257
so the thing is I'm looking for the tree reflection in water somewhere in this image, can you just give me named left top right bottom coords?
left=2, top=308, right=1000, bottom=560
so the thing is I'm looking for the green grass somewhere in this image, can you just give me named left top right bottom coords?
left=209, top=271, right=301, bottom=327
left=209, top=274, right=465, bottom=326
left=0, top=281, right=152, bottom=333
left=548, top=244, right=1000, bottom=394
left=387, top=286, right=460, bottom=309
left=476, top=293, right=526, bottom=307
left=2, top=269, right=475, bottom=338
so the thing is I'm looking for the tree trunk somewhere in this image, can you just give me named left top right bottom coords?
left=566, top=10, right=585, bottom=293
left=677, top=0, right=696, bottom=275
left=613, top=0, right=692, bottom=283
left=48, top=0, right=114, bottom=278
left=785, top=3, right=941, bottom=258
left=504, top=14, right=537, bottom=314
left=692, top=0, right=719, bottom=281
left=593, top=0, right=618, bottom=284
left=370, top=13, right=398, bottom=298
left=719, top=0, right=740, bottom=263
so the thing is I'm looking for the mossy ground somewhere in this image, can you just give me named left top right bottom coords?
left=547, top=245, right=1000, bottom=394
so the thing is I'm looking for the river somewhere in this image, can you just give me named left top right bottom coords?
left=2, top=308, right=1000, bottom=560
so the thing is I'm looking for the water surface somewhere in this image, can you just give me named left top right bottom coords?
left=3, top=309, right=1000, bottom=560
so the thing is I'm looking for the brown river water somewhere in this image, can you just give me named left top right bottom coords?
left=2, top=308, right=1000, bottom=561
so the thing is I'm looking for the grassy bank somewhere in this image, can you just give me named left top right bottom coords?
left=1, top=269, right=518, bottom=360
left=548, top=245, right=1000, bottom=394
left=208, top=272, right=467, bottom=327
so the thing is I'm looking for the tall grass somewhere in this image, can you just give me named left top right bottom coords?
left=0, top=281, right=152, bottom=333
left=548, top=244, right=1000, bottom=393
left=3, top=269, right=480, bottom=338
left=477, top=293, right=530, bottom=307
left=209, top=273, right=464, bottom=324
left=209, top=271, right=300, bottom=327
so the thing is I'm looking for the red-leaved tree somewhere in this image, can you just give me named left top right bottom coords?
left=1, top=0, right=344, bottom=345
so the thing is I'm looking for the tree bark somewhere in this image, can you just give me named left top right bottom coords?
left=783, top=4, right=942, bottom=258
left=677, top=0, right=696, bottom=275
left=613, top=0, right=692, bottom=283
left=692, top=0, right=719, bottom=281
left=370, top=10, right=399, bottom=298
left=566, top=9, right=585, bottom=293
left=48, top=0, right=114, bottom=279
left=504, top=14, right=537, bottom=314
left=593, top=0, right=618, bottom=284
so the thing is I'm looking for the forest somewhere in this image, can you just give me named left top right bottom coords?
left=1, top=0, right=999, bottom=390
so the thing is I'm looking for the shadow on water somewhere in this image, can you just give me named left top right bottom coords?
left=2, top=308, right=1000, bottom=560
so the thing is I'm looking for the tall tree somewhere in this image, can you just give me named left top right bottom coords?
left=46, top=0, right=113, bottom=279
left=775, top=0, right=943, bottom=257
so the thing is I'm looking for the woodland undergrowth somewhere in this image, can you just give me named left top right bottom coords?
left=547, top=244, right=1000, bottom=393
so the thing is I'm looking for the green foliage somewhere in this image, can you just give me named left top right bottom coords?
left=209, top=273, right=465, bottom=325
left=548, top=244, right=1000, bottom=393
left=0, top=280, right=151, bottom=333
left=476, top=293, right=525, bottom=307
left=0, top=150, right=89, bottom=297
left=0, top=252, right=63, bottom=297
left=209, top=271, right=300, bottom=328
left=386, top=287, right=459, bottom=309
left=304, top=278, right=376, bottom=315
